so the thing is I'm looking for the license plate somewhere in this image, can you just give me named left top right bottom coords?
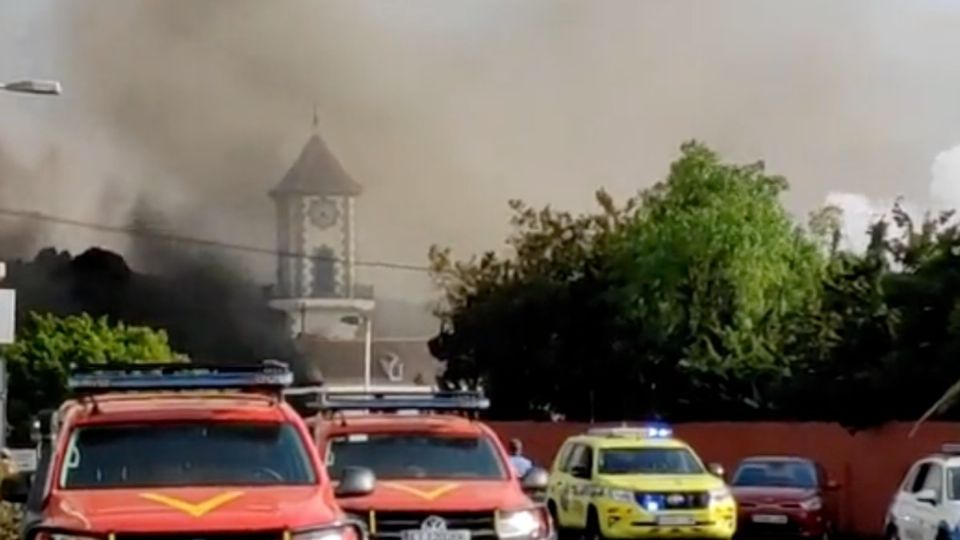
left=400, top=531, right=471, bottom=540
left=751, top=514, right=788, bottom=524
left=657, top=515, right=696, bottom=526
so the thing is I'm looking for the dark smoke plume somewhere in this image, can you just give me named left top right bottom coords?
left=6, top=0, right=960, bottom=338
left=124, top=200, right=297, bottom=363
left=0, top=137, right=301, bottom=367
left=0, top=241, right=296, bottom=365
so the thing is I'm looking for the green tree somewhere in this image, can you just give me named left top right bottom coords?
left=609, top=141, right=826, bottom=416
left=430, top=141, right=960, bottom=428
left=875, top=204, right=960, bottom=429
left=1, top=312, right=181, bottom=443
left=780, top=225, right=898, bottom=429
left=787, top=202, right=960, bottom=430
left=429, top=191, right=635, bottom=419
left=807, top=204, right=844, bottom=257
left=430, top=141, right=826, bottom=420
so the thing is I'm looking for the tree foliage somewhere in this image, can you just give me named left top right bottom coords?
left=0, top=502, right=20, bottom=540
left=609, top=142, right=824, bottom=415
left=2, top=312, right=180, bottom=443
left=429, top=190, right=633, bottom=419
left=429, top=141, right=960, bottom=428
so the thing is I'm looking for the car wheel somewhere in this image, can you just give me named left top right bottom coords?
left=547, top=502, right=571, bottom=540
left=886, top=524, right=900, bottom=540
left=585, top=508, right=605, bottom=540
left=936, top=527, right=951, bottom=540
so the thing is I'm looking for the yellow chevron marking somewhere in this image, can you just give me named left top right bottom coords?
left=382, top=482, right=461, bottom=501
left=138, top=491, right=245, bottom=517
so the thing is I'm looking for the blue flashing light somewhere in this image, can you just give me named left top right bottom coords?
left=587, top=422, right=673, bottom=439
left=297, top=390, right=490, bottom=413
left=636, top=493, right=663, bottom=513
left=68, top=362, right=293, bottom=395
left=646, top=424, right=673, bottom=438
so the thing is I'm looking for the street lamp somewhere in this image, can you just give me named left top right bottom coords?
left=341, top=314, right=373, bottom=391
left=1, top=79, right=62, bottom=96
left=0, top=263, right=12, bottom=450
left=0, top=80, right=58, bottom=450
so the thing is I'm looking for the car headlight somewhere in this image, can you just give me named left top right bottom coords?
left=497, top=507, right=550, bottom=539
left=343, top=513, right=368, bottom=526
left=709, top=486, right=732, bottom=504
left=800, top=497, right=822, bottom=511
left=589, top=485, right=633, bottom=503
left=31, top=530, right=102, bottom=540
left=596, top=487, right=634, bottom=503
left=292, top=524, right=364, bottom=540
left=25, top=527, right=106, bottom=540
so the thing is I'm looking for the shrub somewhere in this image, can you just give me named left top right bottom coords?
left=0, top=502, right=21, bottom=540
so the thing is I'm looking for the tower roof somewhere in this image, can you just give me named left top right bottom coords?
left=270, top=132, right=362, bottom=198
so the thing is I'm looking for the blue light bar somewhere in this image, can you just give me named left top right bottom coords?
left=68, top=361, right=293, bottom=395
left=649, top=426, right=672, bottom=438
left=298, top=390, right=489, bottom=413
left=587, top=423, right=673, bottom=438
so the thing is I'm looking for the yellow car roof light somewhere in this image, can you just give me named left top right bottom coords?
left=587, top=423, right=673, bottom=439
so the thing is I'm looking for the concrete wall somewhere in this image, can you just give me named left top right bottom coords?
left=489, top=421, right=960, bottom=536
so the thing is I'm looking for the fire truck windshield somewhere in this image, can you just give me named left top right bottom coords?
left=59, top=421, right=317, bottom=489
left=327, top=433, right=506, bottom=480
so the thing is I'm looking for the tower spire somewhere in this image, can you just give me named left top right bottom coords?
left=312, top=103, right=319, bottom=131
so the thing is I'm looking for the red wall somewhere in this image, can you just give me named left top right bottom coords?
left=489, top=421, right=960, bottom=536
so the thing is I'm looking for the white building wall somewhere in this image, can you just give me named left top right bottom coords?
left=269, top=298, right=375, bottom=339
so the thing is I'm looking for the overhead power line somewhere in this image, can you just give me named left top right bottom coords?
left=0, top=206, right=433, bottom=274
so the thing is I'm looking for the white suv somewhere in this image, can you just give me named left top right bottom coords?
left=886, top=445, right=960, bottom=540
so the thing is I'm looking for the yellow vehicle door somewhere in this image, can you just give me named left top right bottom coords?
left=548, top=441, right=577, bottom=527
left=564, top=443, right=595, bottom=529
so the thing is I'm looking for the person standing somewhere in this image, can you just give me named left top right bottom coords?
left=508, top=438, right=533, bottom=478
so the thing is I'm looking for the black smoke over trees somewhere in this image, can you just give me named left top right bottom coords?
left=0, top=245, right=296, bottom=366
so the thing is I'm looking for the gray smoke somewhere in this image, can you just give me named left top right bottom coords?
left=2, top=0, right=960, bottom=301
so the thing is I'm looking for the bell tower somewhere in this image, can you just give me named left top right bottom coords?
left=270, top=113, right=361, bottom=299
left=269, top=113, right=373, bottom=338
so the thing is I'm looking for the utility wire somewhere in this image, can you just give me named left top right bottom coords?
left=0, top=206, right=433, bottom=273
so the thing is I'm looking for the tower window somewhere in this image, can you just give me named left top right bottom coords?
left=312, top=245, right=337, bottom=296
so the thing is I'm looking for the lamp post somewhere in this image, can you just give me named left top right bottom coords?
left=340, top=314, right=373, bottom=390
left=0, top=81, right=58, bottom=449
left=0, top=263, right=13, bottom=450
left=0, top=79, right=62, bottom=96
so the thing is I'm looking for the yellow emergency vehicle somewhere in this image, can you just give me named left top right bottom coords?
left=545, top=424, right=736, bottom=540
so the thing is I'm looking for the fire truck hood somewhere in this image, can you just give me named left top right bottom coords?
left=339, top=479, right=531, bottom=513
left=45, top=486, right=340, bottom=533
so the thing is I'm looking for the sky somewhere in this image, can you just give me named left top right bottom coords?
left=2, top=0, right=960, bottom=296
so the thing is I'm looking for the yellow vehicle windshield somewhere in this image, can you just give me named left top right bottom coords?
left=598, top=446, right=704, bottom=475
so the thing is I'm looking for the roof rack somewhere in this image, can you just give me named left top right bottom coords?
left=67, top=360, right=294, bottom=397
left=286, top=387, right=489, bottom=415
left=941, top=443, right=960, bottom=455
